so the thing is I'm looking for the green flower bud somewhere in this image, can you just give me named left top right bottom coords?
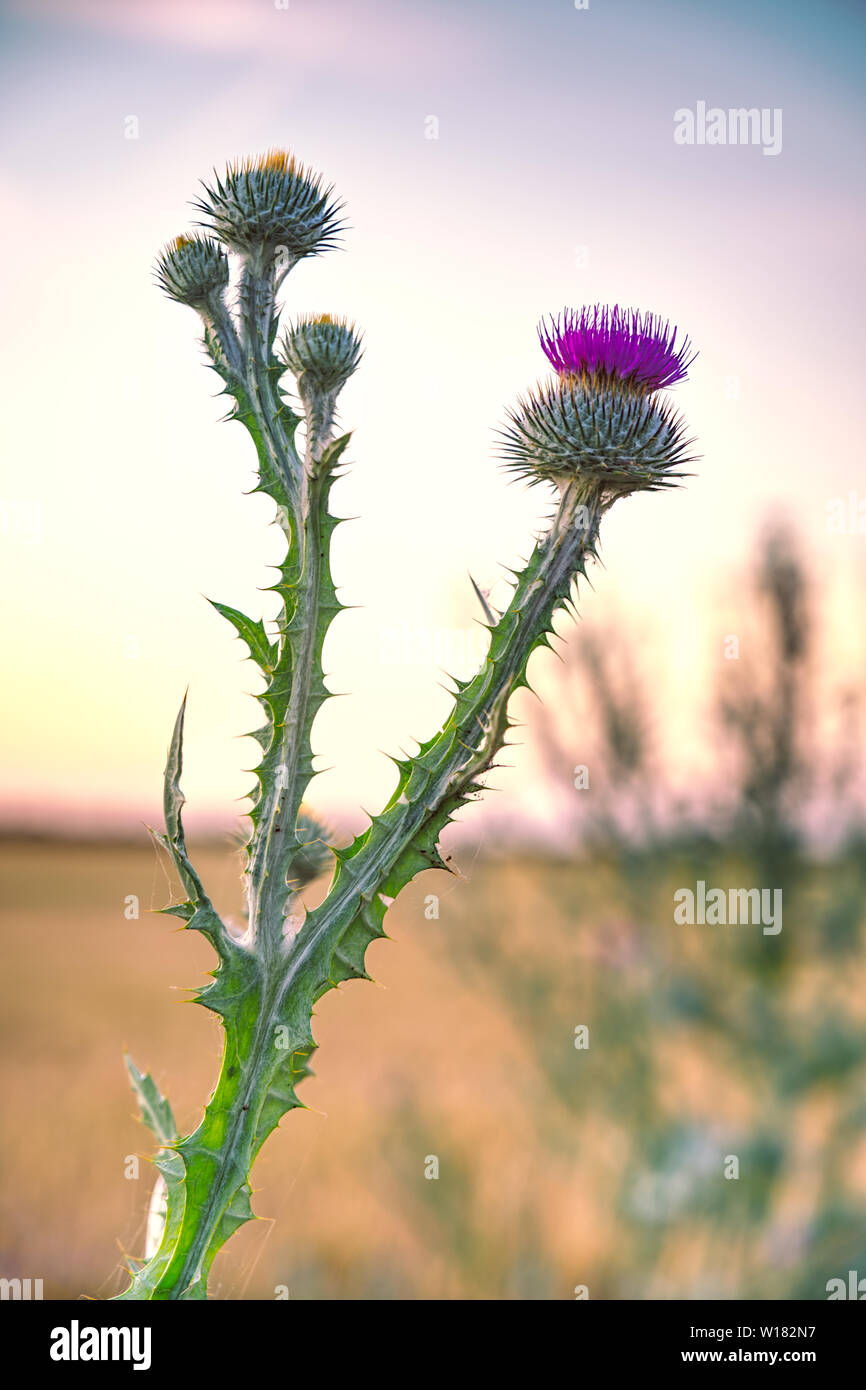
left=290, top=808, right=334, bottom=888
left=280, top=313, right=363, bottom=395
left=196, top=149, right=344, bottom=264
left=154, top=234, right=229, bottom=308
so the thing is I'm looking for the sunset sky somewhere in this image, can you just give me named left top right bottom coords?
left=1, top=0, right=864, bottom=839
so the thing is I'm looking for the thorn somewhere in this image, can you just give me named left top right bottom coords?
left=468, top=572, right=498, bottom=625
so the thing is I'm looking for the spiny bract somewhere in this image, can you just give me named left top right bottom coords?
left=195, top=148, right=344, bottom=260
left=500, top=371, right=696, bottom=494
left=280, top=313, right=363, bottom=394
left=154, top=233, right=229, bottom=307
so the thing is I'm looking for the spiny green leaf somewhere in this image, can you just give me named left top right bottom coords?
left=161, top=695, right=234, bottom=956
left=125, top=1054, right=177, bottom=1146
left=317, top=430, right=352, bottom=474
left=207, top=599, right=277, bottom=673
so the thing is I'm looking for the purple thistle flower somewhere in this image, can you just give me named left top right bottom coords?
left=539, top=305, right=696, bottom=391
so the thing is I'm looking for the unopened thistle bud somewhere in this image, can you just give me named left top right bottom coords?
left=501, top=303, right=697, bottom=497
left=154, top=234, right=229, bottom=308
left=290, top=808, right=334, bottom=888
left=280, top=314, right=363, bottom=396
left=195, top=149, right=344, bottom=267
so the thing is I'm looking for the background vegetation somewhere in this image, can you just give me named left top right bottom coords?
left=2, top=524, right=865, bottom=1300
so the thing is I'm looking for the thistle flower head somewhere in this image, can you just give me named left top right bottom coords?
left=195, top=149, right=344, bottom=263
left=500, top=303, right=698, bottom=500
left=280, top=313, right=363, bottom=394
left=540, top=305, right=696, bottom=392
left=500, top=372, right=696, bottom=497
left=154, top=233, right=229, bottom=307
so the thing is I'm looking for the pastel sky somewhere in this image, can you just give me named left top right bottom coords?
left=1, top=0, right=864, bottom=838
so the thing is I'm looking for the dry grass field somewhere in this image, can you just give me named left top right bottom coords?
left=3, top=835, right=866, bottom=1300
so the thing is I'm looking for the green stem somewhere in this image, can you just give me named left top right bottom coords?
left=249, top=476, right=331, bottom=957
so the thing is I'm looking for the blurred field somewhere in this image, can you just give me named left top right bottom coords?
left=0, top=837, right=554, bottom=1300
left=3, top=527, right=866, bottom=1299
left=3, top=829, right=866, bottom=1300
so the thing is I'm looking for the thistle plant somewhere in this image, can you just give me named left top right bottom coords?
left=118, top=150, right=697, bottom=1300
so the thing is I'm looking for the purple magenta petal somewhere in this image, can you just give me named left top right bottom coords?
left=539, top=305, right=696, bottom=390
